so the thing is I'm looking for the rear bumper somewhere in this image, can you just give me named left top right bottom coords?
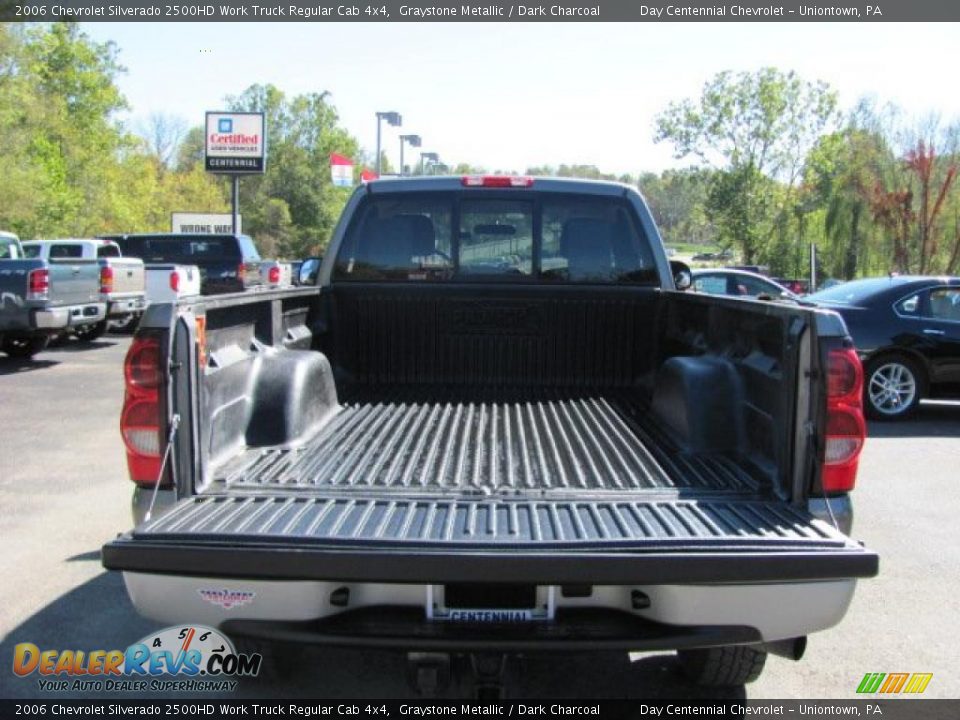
left=32, top=302, right=106, bottom=330
left=106, top=294, right=146, bottom=316
left=119, top=573, right=857, bottom=646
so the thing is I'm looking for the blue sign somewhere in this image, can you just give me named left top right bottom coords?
left=218, top=118, right=233, bottom=133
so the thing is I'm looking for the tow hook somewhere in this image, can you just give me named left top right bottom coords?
left=406, top=652, right=451, bottom=697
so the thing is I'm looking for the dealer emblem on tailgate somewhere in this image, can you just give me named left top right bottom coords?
left=198, top=589, right=255, bottom=609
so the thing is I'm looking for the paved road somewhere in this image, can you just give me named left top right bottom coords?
left=1, top=335, right=958, bottom=700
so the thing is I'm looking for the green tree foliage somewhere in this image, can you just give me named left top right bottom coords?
left=0, top=23, right=228, bottom=239
left=655, top=68, right=839, bottom=264
left=638, top=168, right=717, bottom=247
left=226, top=84, right=361, bottom=257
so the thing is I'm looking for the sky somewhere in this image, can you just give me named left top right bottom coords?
left=83, top=22, right=960, bottom=176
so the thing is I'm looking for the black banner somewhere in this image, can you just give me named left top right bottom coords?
left=0, top=0, right=957, bottom=22
left=2, top=700, right=960, bottom=720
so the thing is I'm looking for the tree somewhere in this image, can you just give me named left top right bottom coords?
left=139, top=112, right=188, bottom=170
left=226, top=84, right=361, bottom=257
left=655, top=68, right=839, bottom=263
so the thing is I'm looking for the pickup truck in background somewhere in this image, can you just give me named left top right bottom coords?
left=260, top=260, right=293, bottom=288
left=22, top=239, right=145, bottom=338
left=101, top=233, right=263, bottom=295
left=0, top=232, right=106, bottom=357
left=144, top=263, right=202, bottom=309
left=103, top=177, right=878, bottom=692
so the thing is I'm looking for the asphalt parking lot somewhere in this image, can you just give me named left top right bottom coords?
left=1, top=335, right=959, bottom=700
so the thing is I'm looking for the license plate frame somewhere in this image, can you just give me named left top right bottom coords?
left=426, top=585, right=556, bottom=623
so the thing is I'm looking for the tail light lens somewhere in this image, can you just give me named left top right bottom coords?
left=267, top=265, right=280, bottom=285
left=120, top=335, right=167, bottom=487
left=27, top=268, right=49, bottom=300
left=237, top=262, right=246, bottom=285
left=99, top=266, right=114, bottom=294
left=822, top=348, right=866, bottom=493
left=169, top=270, right=180, bottom=293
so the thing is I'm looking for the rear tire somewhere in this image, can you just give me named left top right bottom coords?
left=73, top=319, right=108, bottom=343
left=1, top=335, right=49, bottom=359
left=677, top=645, right=767, bottom=687
left=864, top=354, right=925, bottom=421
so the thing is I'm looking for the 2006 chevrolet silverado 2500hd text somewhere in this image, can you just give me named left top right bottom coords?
left=1, top=232, right=106, bottom=358
left=102, top=177, right=878, bottom=689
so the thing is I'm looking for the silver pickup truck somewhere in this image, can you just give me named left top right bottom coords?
left=23, top=239, right=146, bottom=338
left=0, top=232, right=106, bottom=358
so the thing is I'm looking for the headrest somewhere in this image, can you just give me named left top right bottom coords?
left=559, top=218, right=615, bottom=280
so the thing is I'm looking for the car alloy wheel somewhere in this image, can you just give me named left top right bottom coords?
left=867, top=361, right=918, bottom=417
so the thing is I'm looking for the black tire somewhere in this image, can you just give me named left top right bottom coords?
left=863, top=354, right=925, bottom=421
left=677, top=646, right=767, bottom=687
left=73, top=319, right=108, bottom=343
left=1, top=335, right=49, bottom=359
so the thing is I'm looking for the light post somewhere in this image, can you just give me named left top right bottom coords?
left=420, top=152, right=439, bottom=175
left=399, top=134, right=421, bottom=176
left=375, top=111, right=401, bottom=176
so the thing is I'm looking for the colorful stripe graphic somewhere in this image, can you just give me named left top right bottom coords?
left=857, top=672, right=933, bottom=694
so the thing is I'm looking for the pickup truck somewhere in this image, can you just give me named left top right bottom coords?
left=22, top=239, right=145, bottom=338
left=102, top=232, right=263, bottom=295
left=102, top=177, right=878, bottom=691
left=1, top=232, right=106, bottom=357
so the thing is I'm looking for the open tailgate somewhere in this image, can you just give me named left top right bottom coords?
left=103, top=495, right=878, bottom=584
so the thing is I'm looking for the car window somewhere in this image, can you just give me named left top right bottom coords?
left=96, top=243, right=121, bottom=258
left=926, top=288, right=960, bottom=322
left=49, top=244, right=84, bottom=259
left=0, top=240, right=20, bottom=259
left=895, top=293, right=921, bottom=316
left=693, top=275, right=727, bottom=295
left=333, top=192, right=657, bottom=284
left=460, top=199, right=532, bottom=276
left=334, top=195, right=455, bottom=282
left=541, top=196, right=655, bottom=283
left=735, top=275, right=780, bottom=296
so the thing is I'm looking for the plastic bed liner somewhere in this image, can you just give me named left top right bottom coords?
left=211, top=391, right=760, bottom=496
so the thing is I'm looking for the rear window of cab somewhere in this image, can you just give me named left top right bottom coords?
left=333, top=192, right=658, bottom=284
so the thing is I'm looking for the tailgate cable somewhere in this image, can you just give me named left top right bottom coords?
left=145, top=413, right=181, bottom=523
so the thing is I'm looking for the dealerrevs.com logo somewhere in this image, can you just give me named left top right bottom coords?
left=12, top=625, right=261, bottom=692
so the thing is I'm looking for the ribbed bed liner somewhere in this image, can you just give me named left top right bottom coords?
left=212, top=390, right=759, bottom=495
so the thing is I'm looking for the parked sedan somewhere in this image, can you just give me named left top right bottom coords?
left=808, top=276, right=960, bottom=420
left=692, top=269, right=798, bottom=299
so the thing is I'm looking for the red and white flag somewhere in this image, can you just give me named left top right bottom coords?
left=330, top=153, right=354, bottom=187
left=360, top=168, right=378, bottom=183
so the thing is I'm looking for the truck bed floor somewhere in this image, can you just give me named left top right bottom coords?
left=212, top=391, right=759, bottom=496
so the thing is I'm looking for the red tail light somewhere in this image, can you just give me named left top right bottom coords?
left=169, top=270, right=180, bottom=293
left=267, top=265, right=280, bottom=285
left=237, top=262, right=246, bottom=284
left=461, top=175, right=534, bottom=188
left=99, top=265, right=114, bottom=294
left=120, top=335, right=166, bottom=486
left=27, top=268, right=49, bottom=300
left=822, top=348, right=866, bottom=493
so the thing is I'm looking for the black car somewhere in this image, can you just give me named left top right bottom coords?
left=99, top=233, right=262, bottom=295
left=808, top=276, right=960, bottom=420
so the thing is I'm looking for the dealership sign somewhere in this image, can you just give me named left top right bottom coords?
left=171, top=213, right=241, bottom=234
left=205, top=112, right=265, bottom=174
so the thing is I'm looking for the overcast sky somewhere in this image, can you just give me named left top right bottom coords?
left=84, top=22, right=960, bottom=175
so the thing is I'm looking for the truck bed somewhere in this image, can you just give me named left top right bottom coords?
left=211, top=391, right=759, bottom=497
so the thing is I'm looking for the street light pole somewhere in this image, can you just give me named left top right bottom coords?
left=399, top=134, right=421, bottom=176
left=375, top=111, right=402, bottom=176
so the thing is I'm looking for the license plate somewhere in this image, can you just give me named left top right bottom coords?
left=426, top=586, right=555, bottom=623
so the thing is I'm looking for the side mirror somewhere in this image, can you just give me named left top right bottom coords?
left=298, top=256, right=322, bottom=286
left=670, top=260, right=693, bottom=291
